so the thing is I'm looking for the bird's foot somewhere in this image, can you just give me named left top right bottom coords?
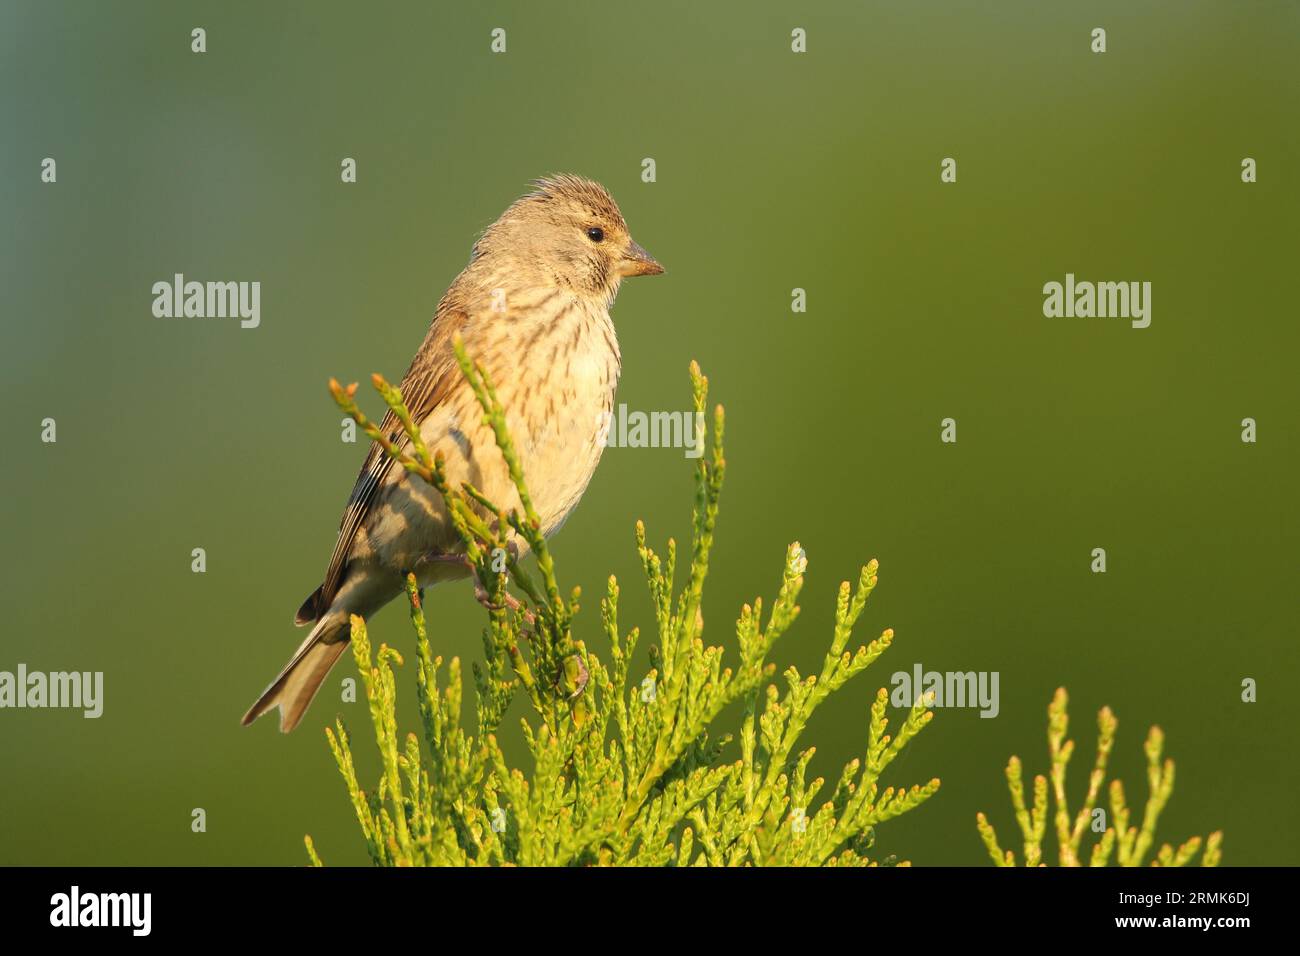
left=419, top=551, right=468, bottom=565
left=473, top=578, right=534, bottom=625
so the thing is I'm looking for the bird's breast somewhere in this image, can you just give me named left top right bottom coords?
left=504, top=299, right=620, bottom=536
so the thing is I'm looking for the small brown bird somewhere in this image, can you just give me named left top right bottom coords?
left=242, top=175, right=662, bottom=732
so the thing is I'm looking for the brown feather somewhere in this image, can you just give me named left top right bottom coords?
left=312, top=309, right=470, bottom=614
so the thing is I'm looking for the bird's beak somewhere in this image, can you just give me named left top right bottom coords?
left=618, top=240, right=664, bottom=277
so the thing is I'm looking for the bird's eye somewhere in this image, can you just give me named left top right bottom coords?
left=586, top=227, right=604, bottom=243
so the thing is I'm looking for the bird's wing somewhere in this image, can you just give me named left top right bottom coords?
left=304, top=307, right=471, bottom=621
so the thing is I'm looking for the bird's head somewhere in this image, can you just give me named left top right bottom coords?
left=475, top=174, right=663, bottom=304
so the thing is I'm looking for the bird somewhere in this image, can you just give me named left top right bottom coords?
left=241, top=174, right=663, bottom=732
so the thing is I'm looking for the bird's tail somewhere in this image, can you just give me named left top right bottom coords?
left=241, top=613, right=350, bottom=733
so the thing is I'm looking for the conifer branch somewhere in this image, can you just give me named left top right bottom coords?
left=976, top=688, right=1222, bottom=867
left=309, top=359, right=939, bottom=866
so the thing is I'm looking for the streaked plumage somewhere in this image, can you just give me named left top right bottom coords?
left=242, top=175, right=663, bottom=732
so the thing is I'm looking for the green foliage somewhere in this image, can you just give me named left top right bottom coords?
left=307, top=344, right=939, bottom=866
left=976, top=688, right=1222, bottom=867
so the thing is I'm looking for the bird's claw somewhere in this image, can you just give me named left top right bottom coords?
left=473, top=578, right=534, bottom=625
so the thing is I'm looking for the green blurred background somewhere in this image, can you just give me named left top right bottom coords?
left=2, top=1, right=1296, bottom=866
